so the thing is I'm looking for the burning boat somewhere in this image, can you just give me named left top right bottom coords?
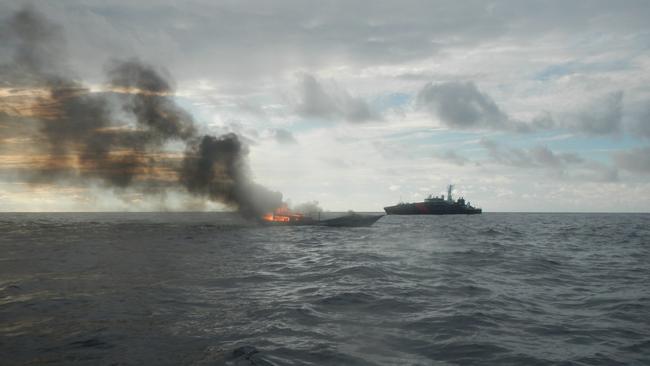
left=260, top=205, right=383, bottom=227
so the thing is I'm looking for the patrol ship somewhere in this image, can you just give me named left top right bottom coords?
left=384, top=185, right=482, bottom=215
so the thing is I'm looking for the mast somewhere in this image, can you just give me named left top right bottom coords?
left=447, top=185, right=453, bottom=202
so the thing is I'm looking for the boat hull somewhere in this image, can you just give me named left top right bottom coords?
left=260, top=214, right=384, bottom=227
left=320, top=214, right=384, bottom=227
left=384, top=203, right=482, bottom=215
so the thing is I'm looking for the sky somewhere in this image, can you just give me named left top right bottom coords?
left=1, top=0, right=650, bottom=212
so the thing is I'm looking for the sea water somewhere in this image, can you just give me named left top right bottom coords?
left=1, top=213, right=649, bottom=365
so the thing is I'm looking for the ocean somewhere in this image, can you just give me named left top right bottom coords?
left=1, top=213, right=649, bottom=365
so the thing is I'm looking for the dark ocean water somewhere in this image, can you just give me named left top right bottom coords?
left=1, top=212, right=649, bottom=365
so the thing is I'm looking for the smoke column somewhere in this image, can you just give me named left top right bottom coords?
left=0, top=7, right=282, bottom=217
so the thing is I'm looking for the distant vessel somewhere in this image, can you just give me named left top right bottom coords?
left=384, top=185, right=482, bottom=215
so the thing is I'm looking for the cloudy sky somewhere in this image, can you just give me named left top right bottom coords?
left=1, top=0, right=650, bottom=212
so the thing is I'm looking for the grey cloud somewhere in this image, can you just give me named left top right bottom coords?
left=530, top=146, right=583, bottom=167
left=558, top=152, right=584, bottom=164
left=418, top=82, right=548, bottom=132
left=344, top=96, right=375, bottom=123
left=296, top=74, right=378, bottom=123
left=529, top=146, right=563, bottom=168
left=0, top=1, right=504, bottom=82
left=273, top=128, right=297, bottom=145
left=398, top=71, right=444, bottom=81
left=418, top=82, right=508, bottom=129
left=613, top=147, right=650, bottom=174
left=579, top=161, right=619, bottom=182
left=417, top=82, right=629, bottom=138
left=571, top=91, right=623, bottom=136
left=531, top=112, right=555, bottom=130
left=478, top=138, right=499, bottom=154
left=3, top=1, right=646, bottom=86
left=296, top=75, right=338, bottom=119
left=396, top=70, right=485, bottom=82
left=479, top=138, right=532, bottom=167
left=626, top=102, right=650, bottom=139
left=417, top=82, right=629, bottom=137
left=482, top=140, right=580, bottom=168
left=479, top=138, right=616, bottom=181
left=236, top=100, right=267, bottom=117
left=438, top=150, right=470, bottom=166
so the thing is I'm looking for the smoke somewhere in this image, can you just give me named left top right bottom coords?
left=180, top=134, right=282, bottom=217
left=0, top=7, right=282, bottom=217
left=292, top=201, right=322, bottom=215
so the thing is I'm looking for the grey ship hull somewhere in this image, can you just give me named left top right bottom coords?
left=384, top=202, right=482, bottom=215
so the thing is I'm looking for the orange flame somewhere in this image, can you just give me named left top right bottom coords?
left=262, top=204, right=305, bottom=223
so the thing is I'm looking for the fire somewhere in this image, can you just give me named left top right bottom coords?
left=262, top=204, right=306, bottom=223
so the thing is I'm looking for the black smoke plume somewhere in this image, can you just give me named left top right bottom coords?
left=0, top=7, right=282, bottom=216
